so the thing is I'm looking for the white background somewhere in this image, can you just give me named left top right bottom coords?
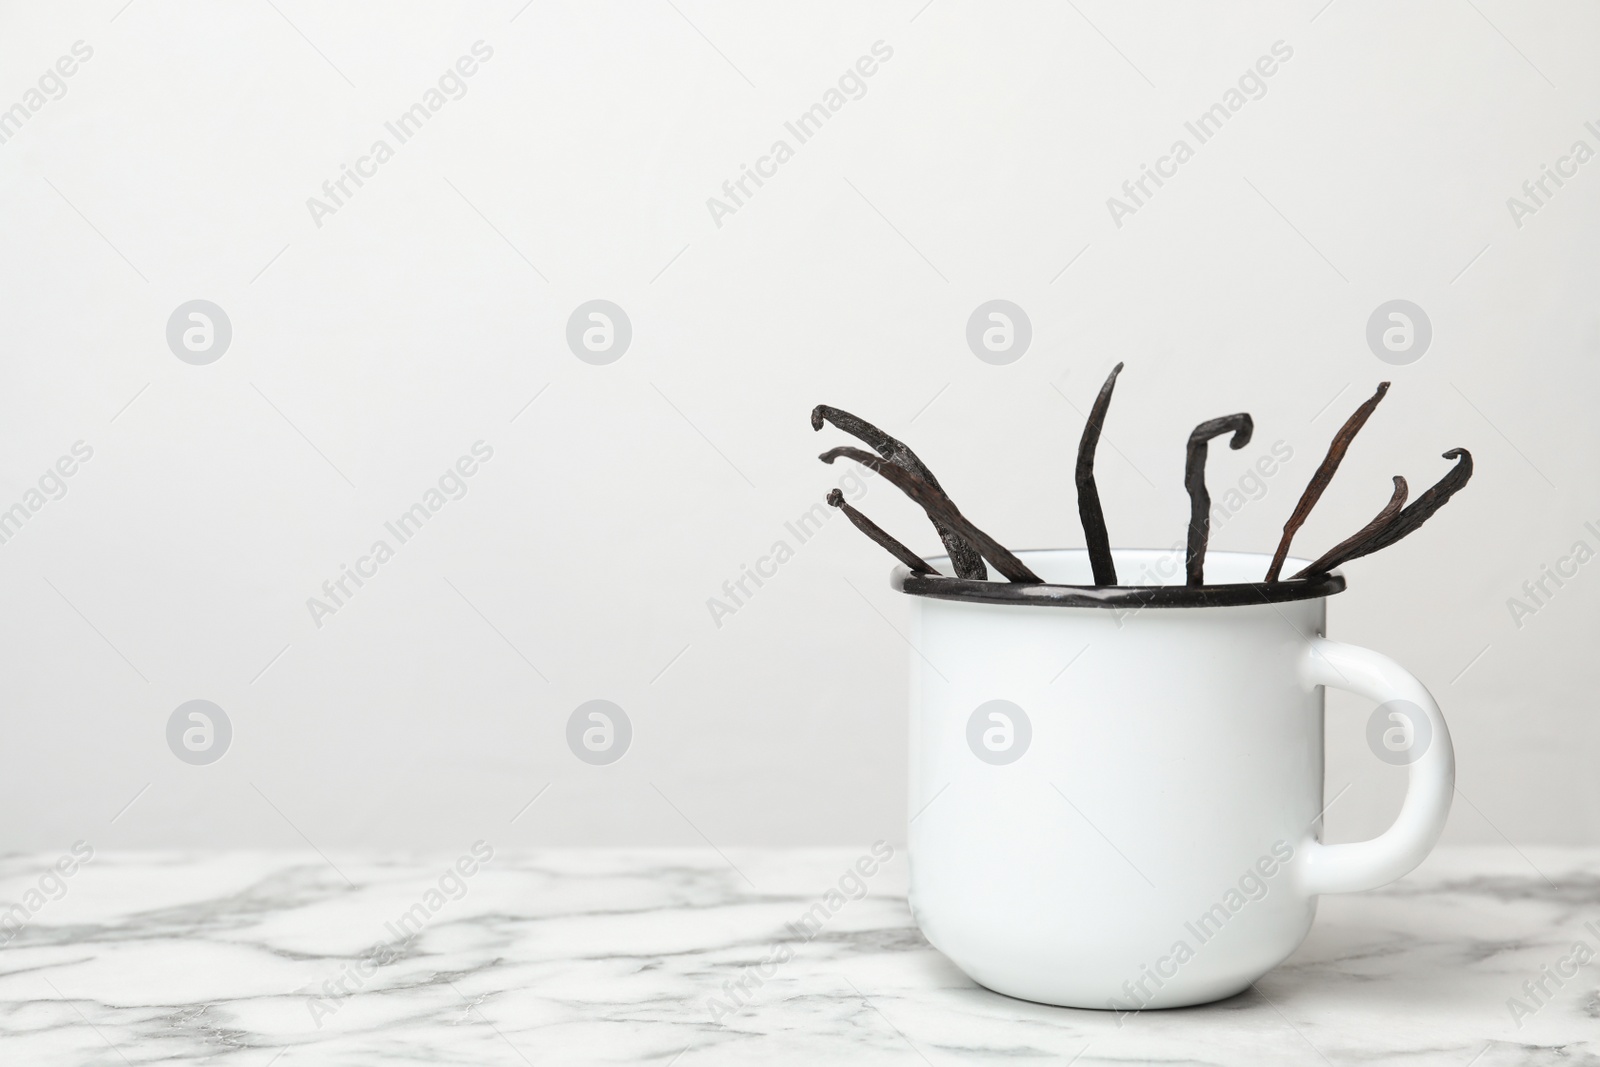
left=0, top=0, right=1594, bottom=853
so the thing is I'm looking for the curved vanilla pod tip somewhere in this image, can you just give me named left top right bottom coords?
left=818, top=445, right=1039, bottom=583
left=1184, top=413, right=1254, bottom=586
left=1291, top=476, right=1407, bottom=579
left=820, top=446, right=978, bottom=566
left=812, top=406, right=986, bottom=579
left=1265, top=381, right=1391, bottom=582
left=826, top=490, right=939, bottom=576
left=1291, top=449, right=1472, bottom=578
left=1075, top=362, right=1124, bottom=586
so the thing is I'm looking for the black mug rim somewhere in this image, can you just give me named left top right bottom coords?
left=893, top=548, right=1345, bottom=609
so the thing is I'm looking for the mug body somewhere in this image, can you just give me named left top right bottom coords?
left=905, top=549, right=1329, bottom=1009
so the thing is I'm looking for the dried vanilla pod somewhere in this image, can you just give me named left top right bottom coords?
left=888, top=464, right=1043, bottom=583
left=826, top=489, right=939, bottom=576
left=1291, top=450, right=1472, bottom=578
left=1184, top=413, right=1254, bottom=586
left=1290, top=476, right=1407, bottom=579
left=1076, top=362, right=1124, bottom=586
left=818, top=445, right=1040, bottom=583
left=820, top=446, right=943, bottom=532
left=1265, top=382, right=1390, bottom=582
left=812, top=405, right=986, bottom=579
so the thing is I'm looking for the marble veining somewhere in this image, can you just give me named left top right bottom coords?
left=0, top=846, right=1596, bottom=1064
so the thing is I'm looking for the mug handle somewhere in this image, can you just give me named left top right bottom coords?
left=1297, top=637, right=1455, bottom=895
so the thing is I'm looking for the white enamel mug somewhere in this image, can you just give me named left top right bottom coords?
left=899, top=548, right=1454, bottom=1010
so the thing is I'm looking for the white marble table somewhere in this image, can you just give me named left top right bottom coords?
left=0, top=845, right=1595, bottom=1064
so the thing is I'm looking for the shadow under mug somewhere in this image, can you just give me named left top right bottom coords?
left=897, top=548, right=1454, bottom=1010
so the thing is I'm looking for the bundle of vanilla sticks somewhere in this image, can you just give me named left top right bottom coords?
left=812, top=365, right=1471, bottom=587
